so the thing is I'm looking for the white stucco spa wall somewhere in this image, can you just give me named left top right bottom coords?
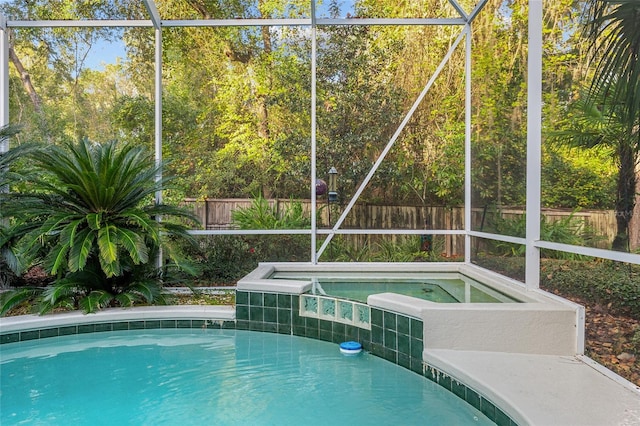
left=420, top=303, right=578, bottom=355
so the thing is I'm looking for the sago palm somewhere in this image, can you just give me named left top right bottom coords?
left=0, top=139, right=198, bottom=314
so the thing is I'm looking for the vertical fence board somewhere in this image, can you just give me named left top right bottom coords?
left=181, top=199, right=617, bottom=255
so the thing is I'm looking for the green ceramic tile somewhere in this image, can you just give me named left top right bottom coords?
left=235, top=291, right=249, bottom=305
left=277, top=324, right=291, bottom=335
left=319, top=320, right=332, bottom=332
left=332, top=322, right=346, bottom=336
left=263, top=322, right=278, bottom=333
left=263, top=307, right=277, bottom=323
left=396, top=315, right=410, bottom=335
left=78, top=324, right=97, bottom=334
left=438, top=374, right=452, bottom=391
left=40, top=328, right=59, bottom=338
left=264, top=292, right=277, bottom=307
left=371, top=325, right=383, bottom=345
left=1, top=333, right=19, bottom=344
left=161, top=320, right=177, bottom=328
left=128, top=321, right=145, bottom=330
left=332, top=333, right=346, bottom=344
left=384, top=329, right=397, bottom=350
left=383, top=347, right=397, bottom=363
left=481, top=397, right=496, bottom=421
left=370, top=308, right=383, bottom=326
left=370, top=343, right=384, bottom=357
left=358, top=329, right=370, bottom=344
left=292, top=312, right=305, bottom=326
left=249, top=306, right=264, bottom=322
left=411, top=358, right=423, bottom=375
left=177, top=320, right=192, bottom=328
left=145, top=320, right=161, bottom=330
left=249, top=292, right=263, bottom=306
left=466, top=389, right=481, bottom=410
left=346, top=325, right=359, bottom=340
left=397, top=333, right=410, bottom=355
left=305, top=326, right=319, bottom=339
left=410, top=337, right=423, bottom=359
left=277, top=308, right=291, bottom=325
left=236, top=305, right=249, bottom=320
left=292, top=296, right=300, bottom=311
left=319, top=329, right=333, bottom=342
left=452, top=380, right=466, bottom=400
left=20, top=330, right=39, bottom=341
left=495, top=408, right=512, bottom=426
left=277, top=294, right=291, bottom=309
left=112, top=322, right=129, bottom=331
left=191, top=320, right=206, bottom=329
left=292, top=325, right=305, bottom=336
left=410, top=318, right=423, bottom=339
left=305, top=317, right=319, bottom=329
left=59, top=325, right=78, bottom=335
left=249, top=321, right=264, bottom=332
left=383, top=311, right=396, bottom=330
left=398, top=353, right=410, bottom=369
left=236, top=320, right=250, bottom=330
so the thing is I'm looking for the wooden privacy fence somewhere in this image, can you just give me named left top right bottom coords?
left=183, top=198, right=616, bottom=256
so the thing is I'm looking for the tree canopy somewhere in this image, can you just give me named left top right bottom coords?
left=0, top=0, right=620, bottom=218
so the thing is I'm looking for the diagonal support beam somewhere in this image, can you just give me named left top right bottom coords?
left=467, top=0, right=490, bottom=24
left=316, top=28, right=467, bottom=259
left=142, top=0, right=161, bottom=29
left=448, top=0, right=469, bottom=21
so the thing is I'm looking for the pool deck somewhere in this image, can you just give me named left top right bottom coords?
left=425, top=349, right=640, bottom=426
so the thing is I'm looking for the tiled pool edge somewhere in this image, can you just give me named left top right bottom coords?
left=0, top=306, right=236, bottom=344
left=0, top=301, right=518, bottom=426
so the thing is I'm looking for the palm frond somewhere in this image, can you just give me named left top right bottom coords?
left=42, top=280, right=79, bottom=305
left=78, top=290, right=113, bottom=313
left=116, top=228, right=148, bottom=265
left=68, top=227, right=96, bottom=272
left=0, top=287, right=42, bottom=316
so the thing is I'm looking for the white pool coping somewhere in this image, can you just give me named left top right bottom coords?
left=424, top=349, right=640, bottom=426
left=0, top=305, right=235, bottom=333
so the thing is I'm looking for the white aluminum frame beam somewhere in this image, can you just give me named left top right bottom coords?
left=526, top=0, right=543, bottom=289
left=0, top=14, right=8, bottom=139
left=5, top=18, right=465, bottom=28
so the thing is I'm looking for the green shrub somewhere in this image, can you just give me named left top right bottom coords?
left=487, top=211, right=603, bottom=259
left=0, top=139, right=198, bottom=315
left=179, top=235, right=259, bottom=285
left=232, top=195, right=310, bottom=262
left=541, top=260, right=640, bottom=318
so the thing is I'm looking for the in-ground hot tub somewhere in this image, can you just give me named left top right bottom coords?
left=269, top=270, right=522, bottom=303
left=237, top=262, right=584, bottom=356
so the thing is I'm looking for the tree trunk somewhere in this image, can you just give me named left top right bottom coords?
left=611, top=142, right=637, bottom=251
left=629, top=162, right=640, bottom=251
left=9, top=46, right=43, bottom=115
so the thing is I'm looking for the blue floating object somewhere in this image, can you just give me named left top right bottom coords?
left=339, top=341, right=362, bottom=355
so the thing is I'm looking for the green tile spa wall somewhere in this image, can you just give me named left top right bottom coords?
left=236, top=291, right=423, bottom=372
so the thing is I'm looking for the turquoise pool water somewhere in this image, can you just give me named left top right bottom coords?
left=1, top=329, right=493, bottom=425
left=271, top=272, right=520, bottom=303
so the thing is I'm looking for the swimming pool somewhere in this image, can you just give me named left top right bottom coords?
left=1, top=329, right=493, bottom=425
left=269, top=271, right=520, bottom=303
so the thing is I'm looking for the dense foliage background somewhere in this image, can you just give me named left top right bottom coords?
left=0, top=0, right=619, bottom=211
